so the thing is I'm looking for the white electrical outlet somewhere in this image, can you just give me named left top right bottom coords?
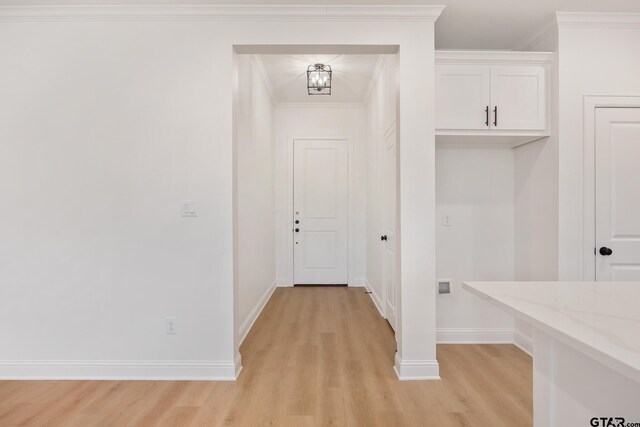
left=166, top=317, right=177, bottom=335
left=443, top=214, right=453, bottom=226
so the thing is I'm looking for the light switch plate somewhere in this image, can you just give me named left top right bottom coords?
left=181, top=200, right=197, bottom=217
left=443, top=215, right=453, bottom=226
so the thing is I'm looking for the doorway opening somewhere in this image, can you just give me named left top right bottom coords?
left=233, top=45, right=400, bottom=348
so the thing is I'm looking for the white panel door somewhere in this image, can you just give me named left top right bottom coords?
left=490, top=66, right=546, bottom=130
left=595, top=108, right=640, bottom=280
left=435, top=65, right=491, bottom=130
left=383, top=130, right=397, bottom=331
left=293, top=139, right=348, bottom=285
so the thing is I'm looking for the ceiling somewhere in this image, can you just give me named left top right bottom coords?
left=257, top=54, right=382, bottom=103
left=434, top=0, right=640, bottom=49
left=2, top=0, right=640, bottom=49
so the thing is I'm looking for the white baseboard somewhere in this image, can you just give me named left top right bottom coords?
left=238, top=280, right=276, bottom=346
left=348, top=278, right=367, bottom=287
left=393, top=353, right=440, bottom=380
left=0, top=359, right=240, bottom=381
left=514, top=328, right=533, bottom=356
left=365, top=281, right=385, bottom=318
left=275, top=278, right=292, bottom=287
left=436, top=327, right=514, bottom=344
left=233, top=352, right=243, bottom=379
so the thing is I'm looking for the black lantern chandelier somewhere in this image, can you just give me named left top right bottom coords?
left=307, top=63, right=332, bottom=95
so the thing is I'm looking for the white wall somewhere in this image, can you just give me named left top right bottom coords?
left=514, top=137, right=559, bottom=282
left=511, top=26, right=560, bottom=354
left=235, top=55, right=276, bottom=344
left=513, top=135, right=559, bottom=354
left=274, top=104, right=366, bottom=286
left=0, top=5, right=442, bottom=379
left=557, top=20, right=640, bottom=280
left=513, top=35, right=559, bottom=284
left=363, top=49, right=441, bottom=379
left=510, top=18, right=640, bottom=353
left=435, top=144, right=515, bottom=342
left=0, top=20, right=237, bottom=378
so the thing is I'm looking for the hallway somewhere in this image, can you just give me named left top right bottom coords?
left=0, top=288, right=532, bottom=426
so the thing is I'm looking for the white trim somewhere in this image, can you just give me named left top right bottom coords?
left=366, top=280, right=385, bottom=318
left=287, top=134, right=354, bottom=286
left=512, top=14, right=558, bottom=51
left=238, top=280, right=277, bottom=346
left=436, top=328, right=514, bottom=344
left=348, top=278, right=367, bottom=287
left=436, top=133, right=550, bottom=147
left=393, top=353, right=440, bottom=381
left=556, top=12, right=640, bottom=29
left=582, top=95, right=640, bottom=281
left=0, top=5, right=445, bottom=23
left=233, top=352, right=243, bottom=379
left=435, top=50, right=554, bottom=66
left=0, top=359, right=240, bottom=381
left=275, top=278, right=292, bottom=287
left=514, top=329, right=534, bottom=356
left=276, top=102, right=365, bottom=110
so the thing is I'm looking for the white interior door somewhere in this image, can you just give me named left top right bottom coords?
left=435, top=65, right=491, bottom=130
left=293, top=139, right=348, bottom=285
left=595, top=107, right=640, bottom=280
left=383, top=130, right=397, bottom=331
left=490, top=65, right=546, bottom=130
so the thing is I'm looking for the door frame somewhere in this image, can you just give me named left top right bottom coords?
left=583, top=95, right=640, bottom=280
left=382, top=123, right=398, bottom=330
left=287, top=134, right=355, bottom=286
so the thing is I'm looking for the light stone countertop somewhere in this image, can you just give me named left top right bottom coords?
left=463, top=281, right=640, bottom=384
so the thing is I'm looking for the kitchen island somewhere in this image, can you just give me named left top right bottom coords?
left=463, top=281, right=640, bottom=427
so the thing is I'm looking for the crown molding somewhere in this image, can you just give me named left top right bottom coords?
left=0, top=5, right=445, bottom=23
left=556, top=12, right=640, bottom=29
left=436, top=50, right=554, bottom=66
left=512, top=14, right=558, bottom=51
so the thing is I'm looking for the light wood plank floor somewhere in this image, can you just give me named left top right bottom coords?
left=0, top=287, right=532, bottom=426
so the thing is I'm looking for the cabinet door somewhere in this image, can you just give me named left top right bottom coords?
left=490, top=66, right=546, bottom=130
left=435, top=65, right=490, bottom=130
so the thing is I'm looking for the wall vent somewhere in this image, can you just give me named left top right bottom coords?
left=437, top=279, right=451, bottom=294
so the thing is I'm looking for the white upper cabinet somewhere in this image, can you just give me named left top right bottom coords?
left=435, top=51, right=552, bottom=142
left=490, top=66, right=546, bottom=130
left=436, top=65, right=490, bottom=130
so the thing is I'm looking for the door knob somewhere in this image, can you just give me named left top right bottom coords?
left=599, top=246, right=613, bottom=256
left=295, top=220, right=299, bottom=224
left=295, top=228, right=300, bottom=233
left=381, top=235, right=387, bottom=241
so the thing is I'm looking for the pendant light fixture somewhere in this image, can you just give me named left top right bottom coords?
left=307, top=63, right=332, bottom=95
